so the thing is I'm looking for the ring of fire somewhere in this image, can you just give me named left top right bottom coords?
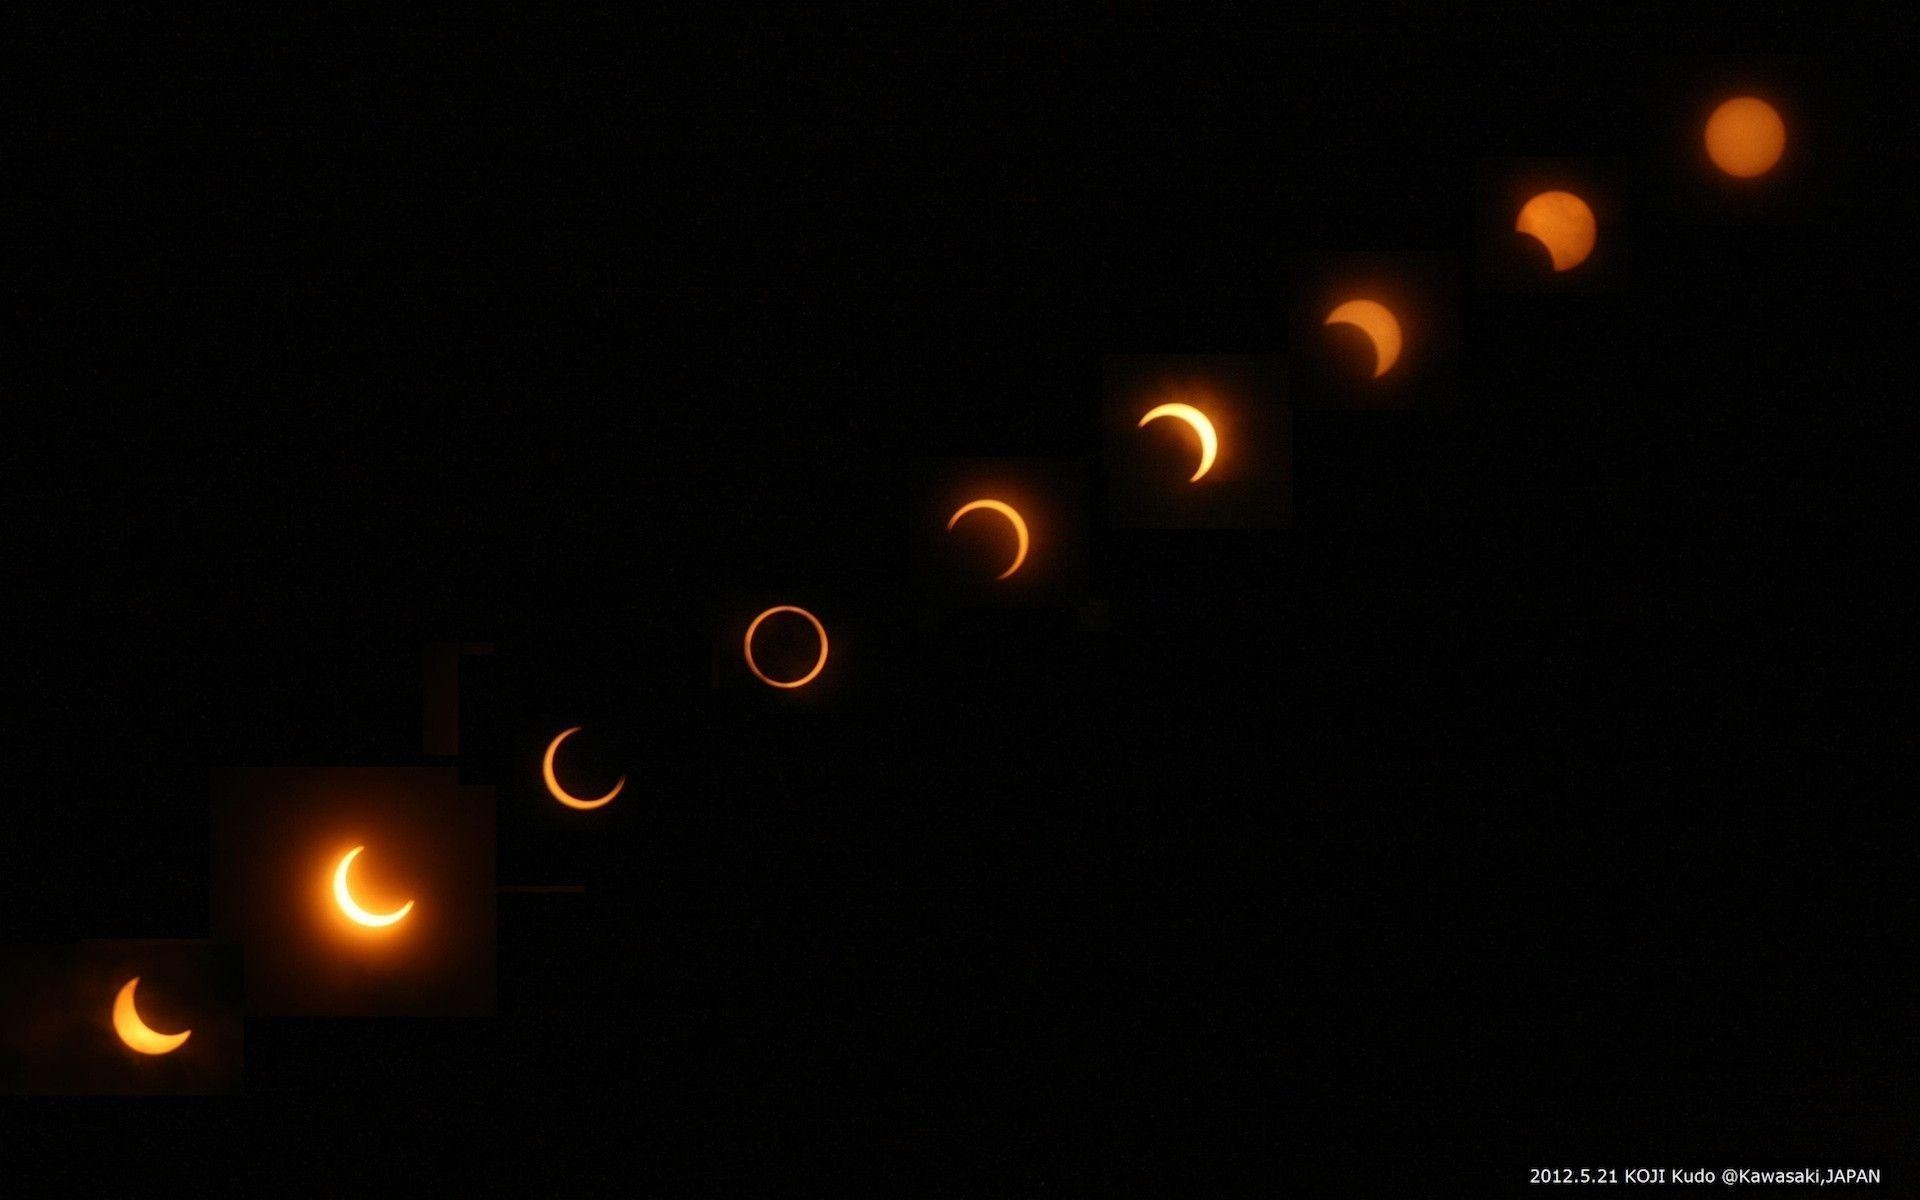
left=743, top=605, right=830, bottom=689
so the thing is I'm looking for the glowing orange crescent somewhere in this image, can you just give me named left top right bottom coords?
left=946, top=499, right=1030, bottom=579
left=1137, top=403, right=1218, bottom=482
left=1515, top=190, right=1597, bottom=272
left=113, top=977, right=191, bottom=1055
left=1324, top=299, right=1403, bottom=378
left=332, top=845, right=415, bottom=928
left=542, top=727, right=625, bottom=810
left=743, top=605, right=829, bottom=689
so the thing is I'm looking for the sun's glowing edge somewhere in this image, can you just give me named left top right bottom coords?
left=946, top=499, right=1031, bottom=579
left=1137, top=403, right=1219, bottom=482
left=542, top=727, right=625, bottom=810
left=743, top=606, right=830, bottom=689
left=332, top=845, right=415, bottom=928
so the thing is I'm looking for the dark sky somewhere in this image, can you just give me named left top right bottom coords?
left=5, top=7, right=1910, bottom=1192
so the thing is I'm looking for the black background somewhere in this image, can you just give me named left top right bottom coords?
left=6, top=7, right=1910, bottom=1193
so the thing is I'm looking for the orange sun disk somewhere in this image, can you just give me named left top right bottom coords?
left=1705, top=96, right=1785, bottom=178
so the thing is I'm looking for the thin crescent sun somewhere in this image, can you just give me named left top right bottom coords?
left=543, top=727, right=625, bottom=810
left=946, top=499, right=1030, bottom=579
left=1324, top=299, right=1403, bottom=378
left=1515, top=190, right=1597, bottom=273
left=743, top=605, right=829, bottom=689
left=332, top=845, right=415, bottom=928
left=1137, top=403, right=1218, bottom=482
left=113, top=976, right=191, bottom=1055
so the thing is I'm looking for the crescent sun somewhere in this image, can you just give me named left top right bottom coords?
left=543, top=726, right=625, bottom=810
left=743, top=605, right=830, bottom=689
left=332, top=845, right=415, bottom=928
left=1324, top=299, right=1403, bottom=378
left=1137, top=403, right=1218, bottom=482
left=946, top=499, right=1030, bottom=579
left=113, top=977, right=191, bottom=1055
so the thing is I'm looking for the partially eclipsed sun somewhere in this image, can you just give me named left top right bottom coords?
left=332, top=845, right=415, bottom=928
left=1137, top=403, right=1218, bottom=482
left=946, top=499, right=1030, bottom=579
left=543, top=727, right=625, bottom=810
left=1515, top=190, right=1597, bottom=272
left=1324, top=299, right=1403, bottom=378
left=113, top=977, right=191, bottom=1055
